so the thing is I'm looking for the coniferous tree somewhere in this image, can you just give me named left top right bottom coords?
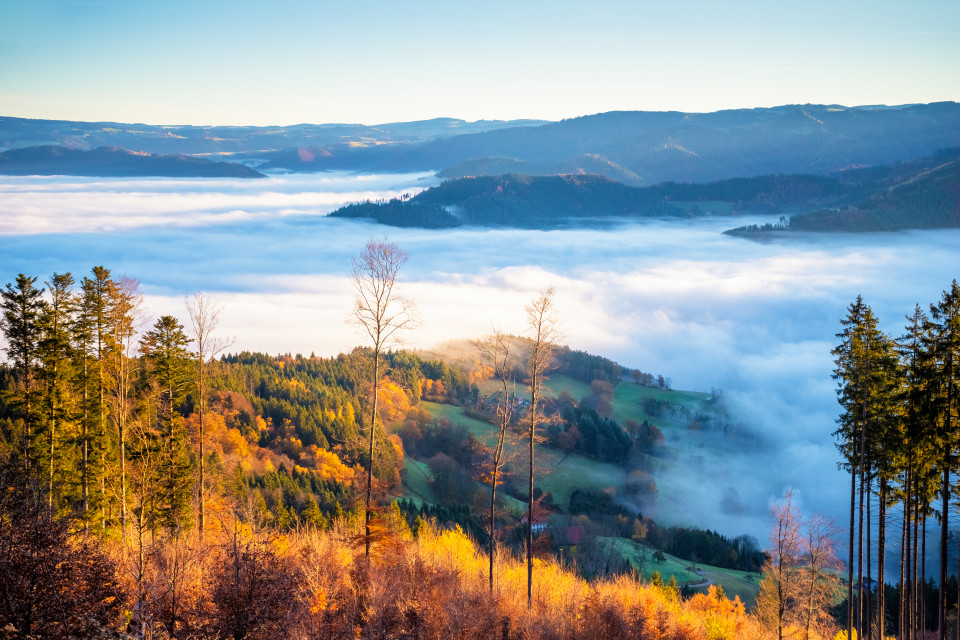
left=1, top=274, right=46, bottom=470
left=832, top=296, right=899, bottom=639
left=925, top=280, right=960, bottom=640
left=140, top=315, right=193, bottom=532
left=38, top=272, right=76, bottom=508
left=898, top=304, right=938, bottom=640
left=80, top=267, right=115, bottom=528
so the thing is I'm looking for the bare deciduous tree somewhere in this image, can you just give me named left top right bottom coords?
left=799, top=512, right=843, bottom=640
left=351, top=238, right=417, bottom=560
left=110, top=275, right=144, bottom=539
left=757, top=490, right=803, bottom=640
left=757, top=491, right=842, bottom=640
left=524, top=287, right=560, bottom=608
left=475, top=327, right=515, bottom=592
left=186, top=292, right=233, bottom=540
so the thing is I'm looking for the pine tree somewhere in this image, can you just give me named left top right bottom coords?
left=925, top=280, right=960, bottom=640
left=37, top=272, right=76, bottom=508
left=1, top=274, right=47, bottom=470
left=79, top=267, right=115, bottom=528
left=140, top=315, right=194, bottom=532
left=832, top=296, right=899, bottom=639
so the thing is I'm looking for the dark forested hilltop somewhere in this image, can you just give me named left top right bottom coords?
left=330, top=149, right=960, bottom=231
left=726, top=149, right=960, bottom=234
left=329, top=173, right=685, bottom=228
left=0, top=145, right=265, bottom=178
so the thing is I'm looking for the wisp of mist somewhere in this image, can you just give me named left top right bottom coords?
left=2, top=172, right=958, bottom=541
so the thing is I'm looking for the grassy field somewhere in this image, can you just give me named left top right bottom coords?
left=419, top=401, right=627, bottom=508
left=597, top=537, right=761, bottom=607
left=599, top=536, right=702, bottom=585
left=401, top=458, right=436, bottom=506
left=697, top=566, right=762, bottom=607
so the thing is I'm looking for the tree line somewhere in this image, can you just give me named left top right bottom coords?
left=833, top=280, right=959, bottom=640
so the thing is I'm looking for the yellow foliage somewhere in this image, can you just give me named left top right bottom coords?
left=270, top=533, right=291, bottom=556
left=312, top=448, right=354, bottom=484
left=223, top=428, right=249, bottom=458
left=377, top=380, right=411, bottom=424
left=388, top=434, right=404, bottom=465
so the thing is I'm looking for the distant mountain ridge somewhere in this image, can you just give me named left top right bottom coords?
left=371, top=103, right=960, bottom=184
left=2, top=104, right=957, bottom=186
left=0, top=145, right=264, bottom=178
left=0, top=116, right=547, bottom=156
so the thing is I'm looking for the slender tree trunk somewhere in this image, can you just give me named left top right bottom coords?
left=365, top=351, right=379, bottom=561
left=901, top=483, right=907, bottom=640
left=923, top=513, right=928, bottom=637
left=941, top=468, right=949, bottom=640
left=879, top=478, right=886, bottom=640
left=198, top=362, right=204, bottom=541
left=857, top=416, right=866, bottom=638
left=489, top=468, right=497, bottom=593
left=849, top=465, right=856, bottom=639
left=48, top=391, right=55, bottom=508
left=867, top=474, right=873, bottom=639
left=527, top=381, right=536, bottom=610
left=83, top=355, right=89, bottom=526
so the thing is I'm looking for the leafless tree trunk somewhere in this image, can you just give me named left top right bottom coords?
left=186, top=292, right=232, bottom=541
left=351, top=238, right=416, bottom=560
left=110, top=275, right=144, bottom=542
left=524, top=288, right=559, bottom=609
left=475, top=328, right=515, bottom=593
left=800, top=512, right=843, bottom=640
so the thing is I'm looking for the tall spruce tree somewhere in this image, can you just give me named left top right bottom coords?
left=832, top=296, right=899, bottom=640
left=38, top=273, right=76, bottom=508
left=80, top=267, right=115, bottom=528
left=140, top=315, right=193, bottom=532
left=925, top=280, right=960, bottom=640
left=1, top=274, right=46, bottom=470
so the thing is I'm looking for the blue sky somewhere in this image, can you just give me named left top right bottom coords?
left=1, top=0, right=958, bottom=125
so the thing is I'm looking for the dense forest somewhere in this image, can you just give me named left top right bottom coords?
left=0, top=252, right=957, bottom=639
left=332, top=149, right=960, bottom=232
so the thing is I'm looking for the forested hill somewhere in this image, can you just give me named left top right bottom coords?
left=329, top=174, right=686, bottom=228
left=0, top=145, right=265, bottom=178
left=726, top=149, right=960, bottom=234
left=329, top=149, right=960, bottom=230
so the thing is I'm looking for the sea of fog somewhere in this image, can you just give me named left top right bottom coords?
left=2, top=171, right=958, bottom=541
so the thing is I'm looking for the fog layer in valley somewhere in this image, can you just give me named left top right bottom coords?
left=2, top=172, right=957, bottom=541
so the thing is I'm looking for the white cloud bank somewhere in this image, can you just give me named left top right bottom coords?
left=2, top=173, right=957, bottom=538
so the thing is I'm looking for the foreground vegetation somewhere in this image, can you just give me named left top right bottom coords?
left=14, top=257, right=951, bottom=639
